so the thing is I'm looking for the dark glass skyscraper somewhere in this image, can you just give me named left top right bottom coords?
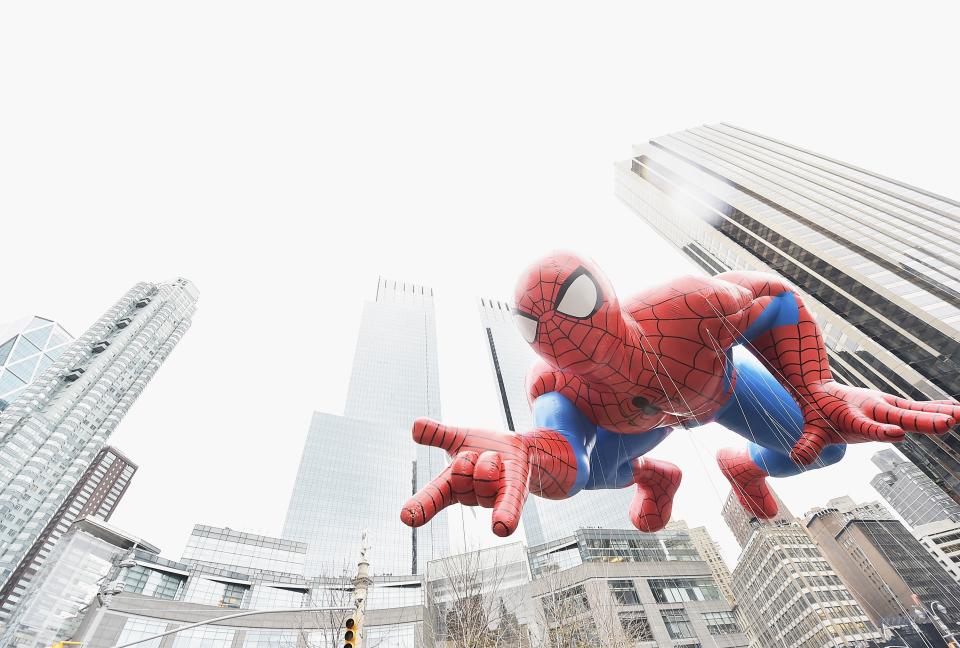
left=616, top=124, right=960, bottom=501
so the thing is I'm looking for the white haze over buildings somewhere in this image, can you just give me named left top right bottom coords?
left=1, top=1, right=957, bottom=566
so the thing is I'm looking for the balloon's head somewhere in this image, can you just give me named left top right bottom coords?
left=513, top=251, right=626, bottom=371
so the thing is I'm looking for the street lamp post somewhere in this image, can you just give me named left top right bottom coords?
left=926, top=600, right=957, bottom=645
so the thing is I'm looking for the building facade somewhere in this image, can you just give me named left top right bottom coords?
left=527, top=528, right=749, bottom=647
left=871, top=449, right=960, bottom=527
left=283, top=278, right=449, bottom=577
left=0, top=446, right=136, bottom=621
left=0, top=279, right=197, bottom=622
left=729, top=522, right=879, bottom=648
left=0, top=316, right=73, bottom=405
left=615, top=124, right=960, bottom=502
left=667, top=520, right=735, bottom=604
left=478, top=298, right=639, bottom=547
left=426, top=542, right=536, bottom=646
left=0, top=517, right=159, bottom=648
left=805, top=497, right=960, bottom=629
left=913, top=519, right=960, bottom=584
left=73, top=524, right=426, bottom=648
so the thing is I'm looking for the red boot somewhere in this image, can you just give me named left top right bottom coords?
left=717, top=448, right=778, bottom=519
left=629, top=457, right=682, bottom=532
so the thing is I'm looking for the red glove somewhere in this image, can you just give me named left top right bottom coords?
left=790, top=382, right=959, bottom=465
left=400, top=417, right=578, bottom=537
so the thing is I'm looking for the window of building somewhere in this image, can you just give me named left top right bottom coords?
left=661, top=609, right=696, bottom=640
left=539, top=584, right=590, bottom=622
left=619, top=611, right=653, bottom=641
left=171, top=627, right=234, bottom=648
left=123, top=565, right=186, bottom=600
left=702, top=610, right=740, bottom=635
left=116, top=618, right=168, bottom=648
left=608, top=579, right=640, bottom=605
left=243, top=630, right=298, bottom=647
left=648, top=578, right=720, bottom=603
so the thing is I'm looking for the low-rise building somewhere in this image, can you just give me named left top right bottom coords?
left=0, top=517, right=158, bottom=648
left=526, top=528, right=748, bottom=647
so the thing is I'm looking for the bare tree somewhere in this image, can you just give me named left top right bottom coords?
left=280, top=562, right=381, bottom=648
left=531, top=571, right=643, bottom=648
left=425, top=546, right=532, bottom=648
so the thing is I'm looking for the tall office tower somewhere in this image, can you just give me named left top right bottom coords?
left=805, top=496, right=960, bottom=627
left=721, top=487, right=793, bottom=549
left=478, top=298, right=638, bottom=547
left=0, top=279, right=197, bottom=620
left=283, top=278, right=449, bottom=577
left=0, top=446, right=136, bottom=620
left=913, top=519, right=960, bottom=584
left=0, top=316, right=73, bottom=404
left=871, top=449, right=960, bottom=527
left=616, top=124, right=960, bottom=502
left=729, top=522, right=879, bottom=648
left=666, top=520, right=735, bottom=604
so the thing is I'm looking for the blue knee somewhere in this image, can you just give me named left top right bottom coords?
left=812, top=443, right=846, bottom=468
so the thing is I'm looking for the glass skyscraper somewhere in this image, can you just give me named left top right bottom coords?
left=0, top=317, right=73, bottom=405
left=283, top=278, right=449, bottom=577
left=615, top=123, right=960, bottom=502
left=0, top=279, right=197, bottom=620
left=478, top=298, right=638, bottom=547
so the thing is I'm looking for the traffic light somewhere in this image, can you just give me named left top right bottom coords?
left=343, top=616, right=358, bottom=648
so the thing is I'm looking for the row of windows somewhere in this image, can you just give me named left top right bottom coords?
left=647, top=578, right=721, bottom=604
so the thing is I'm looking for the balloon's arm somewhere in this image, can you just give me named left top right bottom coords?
left=400, top=394, right=592, bottom=537
left=529, top=392, right=596, bottom=499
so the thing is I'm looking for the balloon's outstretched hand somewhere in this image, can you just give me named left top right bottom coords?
left=789, top=382, right=959, bottom=465
left=400, top=418, right=577, bottom=537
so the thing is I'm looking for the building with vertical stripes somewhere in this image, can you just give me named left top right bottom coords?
left=616, top=124, right=960, bottom=504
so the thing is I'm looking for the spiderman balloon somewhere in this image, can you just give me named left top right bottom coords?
left=400, top=252, right=960, bottom=537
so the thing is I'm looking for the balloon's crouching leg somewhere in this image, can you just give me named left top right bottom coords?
left=717, top=447, right=778, bottom=519
left=629, top=457, right=682, bottom=532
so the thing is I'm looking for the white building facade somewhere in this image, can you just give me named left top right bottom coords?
left=0, top=279, right=197, bottom=620
left=283, top=278, right=449, bottom=577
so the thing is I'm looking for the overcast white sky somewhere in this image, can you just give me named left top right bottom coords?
left=2, top=2, right=958, bottom=567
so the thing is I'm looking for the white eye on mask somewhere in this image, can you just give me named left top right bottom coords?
left=514, top=312, right=538, bottom=344
left=556, top=269, right=601, bottom=318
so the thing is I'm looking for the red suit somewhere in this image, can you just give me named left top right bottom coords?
left=401, top=252, right=959, bottom=536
